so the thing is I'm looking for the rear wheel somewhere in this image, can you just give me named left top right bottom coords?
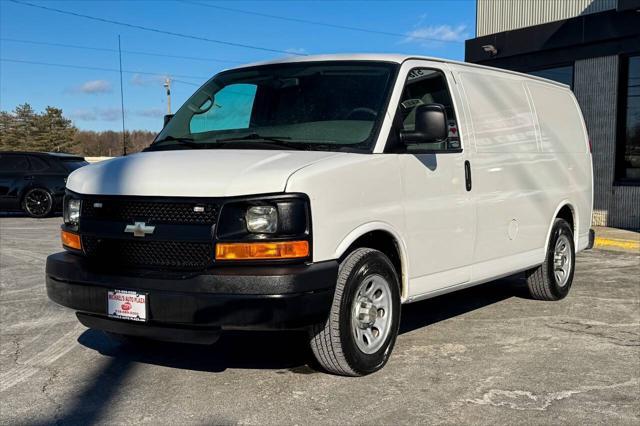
left=22, top=188, right=53, bottom=218
left=526, top=218, right=575, bottom=301
left=309, top=248, right=401, bottom=376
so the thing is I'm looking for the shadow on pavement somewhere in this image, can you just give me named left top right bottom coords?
left=39, top=274, right=528, bottom=424
left=78, top=328, right=312, bottom=374
left=76, top=273, right=530, bottom=372
left=399, top=273, right=530, bottom=334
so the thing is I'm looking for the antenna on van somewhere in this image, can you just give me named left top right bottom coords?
left=118, top=35, right=127, bottom=156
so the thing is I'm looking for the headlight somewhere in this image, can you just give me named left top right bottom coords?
left=245, top=206, right=278, bottom=233
left=64, top=198, right=81, bottom=226
left=215, top=195, right=310, bottom=261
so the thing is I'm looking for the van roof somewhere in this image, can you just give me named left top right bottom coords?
left=233, top=53, right=570, bottom=89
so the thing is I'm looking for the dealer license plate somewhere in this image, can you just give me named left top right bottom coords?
left=107, top=290, right=147, bottom=322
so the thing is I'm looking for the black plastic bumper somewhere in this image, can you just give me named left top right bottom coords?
left=587, top=228, right=596, bottom=250
left=46, top=252, right=338, bottom=340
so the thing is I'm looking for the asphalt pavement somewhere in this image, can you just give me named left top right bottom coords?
left=1, top=216, right=639, bottom=425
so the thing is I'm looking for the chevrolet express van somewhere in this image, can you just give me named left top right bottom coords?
left=46, top=54, right=593, bottom=376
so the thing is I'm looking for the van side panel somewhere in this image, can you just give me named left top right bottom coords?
left=454, top=65, right=592, bottom=284
left=526, top=82, right=593, bottom=246
left=526, top=82, right=588, bottom=153
left=284, top=154, right=409, bottom=294
left=459, top=73, right=538, bottom=153
left=457, top=70, right=548, bottom=275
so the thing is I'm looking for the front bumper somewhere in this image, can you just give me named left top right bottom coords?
left=46, top=252, right=337, bottom=342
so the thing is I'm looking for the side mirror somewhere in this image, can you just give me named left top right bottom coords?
left=400, top=104, right=447, bottom=145
left=163, top=114, right=174, bottom=127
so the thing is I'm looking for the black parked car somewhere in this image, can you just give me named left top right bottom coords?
left=0, top=152, right=89, bottom=217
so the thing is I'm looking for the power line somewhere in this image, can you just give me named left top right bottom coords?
left=9, top=0, right=308, bottom=56
left=179, top=0, right=464, bottom=45
left=0, top=58, right=208, bottom=81
left=0, top=37, right=244, bottom=64
left=172, top=78, right=201, bottom=87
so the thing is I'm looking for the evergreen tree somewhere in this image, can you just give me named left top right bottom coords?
left=39, top=106, right=77, bottom=152
left=0, top=103, right=78, bottom=152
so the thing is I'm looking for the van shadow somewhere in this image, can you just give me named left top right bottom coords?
left=77, top=274, right=531, bottom=374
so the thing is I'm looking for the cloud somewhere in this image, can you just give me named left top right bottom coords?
left=70, top=107, right=122, bottom=122
left=70, top=107, right=165, bottom=122
left=131, top=73, right=166, bottom=87
left=68, top=80, right=112, bottom=94
left=402, top=24, right=470, bottom=46
left=135, top=108, right=164, bottom=118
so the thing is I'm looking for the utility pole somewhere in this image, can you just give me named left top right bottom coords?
left=163, top=77, right=172, bottom=114
left=118, top=35, right=127, bottom=156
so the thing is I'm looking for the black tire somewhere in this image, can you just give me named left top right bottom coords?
left=309, top=248, right=401, bottom=376
left=21, top=188, right=53, bottom=218
left=525, top=218, right=575, bottom=301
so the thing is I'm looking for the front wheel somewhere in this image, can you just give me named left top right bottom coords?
left=525, top=218, right=576, bottom=301
left=309, top=248, right=401, bottom=376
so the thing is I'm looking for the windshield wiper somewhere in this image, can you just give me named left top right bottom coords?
left=215, top=133, right=308, bottom=150
left=149, top=136, right=200, bottom=149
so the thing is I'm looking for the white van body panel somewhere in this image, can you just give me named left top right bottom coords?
left=67, top=149, right=339, bottom=197
left=449, top=64, right=592, bottom=286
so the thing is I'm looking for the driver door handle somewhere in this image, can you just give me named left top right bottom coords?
left=464, top=161, right=472, bottom=191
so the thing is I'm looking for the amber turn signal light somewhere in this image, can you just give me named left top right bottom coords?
left=215, top=240, right=309, bottom=260
left=61, top=230, right=81, bottom=250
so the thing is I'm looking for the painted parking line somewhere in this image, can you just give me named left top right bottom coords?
left=594, top=237, right=640, bottom=252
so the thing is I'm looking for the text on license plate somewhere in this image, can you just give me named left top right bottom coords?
left=107, top=290, right=147, bottom=322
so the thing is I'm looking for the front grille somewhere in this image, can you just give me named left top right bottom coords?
left=81, top=198, right=218, bottom=225
left=82, top=236, right=213, bottom=270
left=79, top=196, right=219, bottom=270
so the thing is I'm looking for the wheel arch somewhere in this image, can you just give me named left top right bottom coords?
left=333, top=222, right=409, bottom=301
left=544, top=201, right=578, bottom=254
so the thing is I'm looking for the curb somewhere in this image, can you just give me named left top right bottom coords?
left=593, top=237, right=640, bottom=253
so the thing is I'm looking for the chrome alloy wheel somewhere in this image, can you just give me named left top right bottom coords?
left=553, top=234, right=572, bottom=287
left=351, top=274, right=393, bottom=354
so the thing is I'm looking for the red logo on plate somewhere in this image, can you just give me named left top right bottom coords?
left=121, top=302, right=132, bottom=311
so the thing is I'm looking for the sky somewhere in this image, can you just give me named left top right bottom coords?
left=0, top=0, right=476, bottom=132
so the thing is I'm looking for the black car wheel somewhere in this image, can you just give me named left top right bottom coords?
left=22, top=188, right=53, bottom=218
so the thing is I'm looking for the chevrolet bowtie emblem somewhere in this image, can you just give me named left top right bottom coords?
left=124, top=222, right=155, bottom=237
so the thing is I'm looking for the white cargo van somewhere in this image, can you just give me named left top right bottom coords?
left=46, top=54, right=593, bottom=376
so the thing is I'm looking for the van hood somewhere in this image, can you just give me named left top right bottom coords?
left=67, top=150, right=341, bottom=197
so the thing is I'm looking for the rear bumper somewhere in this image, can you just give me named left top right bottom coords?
left=46, top=252, right=337, bottom=340
left=587, top=228, right=595, bottom=250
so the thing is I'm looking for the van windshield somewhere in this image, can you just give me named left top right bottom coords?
left=150, top=61, right=397, bottom=153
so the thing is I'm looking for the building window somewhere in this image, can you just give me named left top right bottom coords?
left=527, top=65, right=574, bottom=88
left=618, top=55, right=640, bottom=183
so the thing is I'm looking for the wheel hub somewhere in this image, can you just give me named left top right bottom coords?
left=553, top=234, right=572, bottom=287
left=356, top=298, right=378, bottom=328
left=351, top=274, right=393, bottom=354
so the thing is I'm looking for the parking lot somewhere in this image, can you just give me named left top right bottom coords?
left=1, top=216, right=638, bottom=425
